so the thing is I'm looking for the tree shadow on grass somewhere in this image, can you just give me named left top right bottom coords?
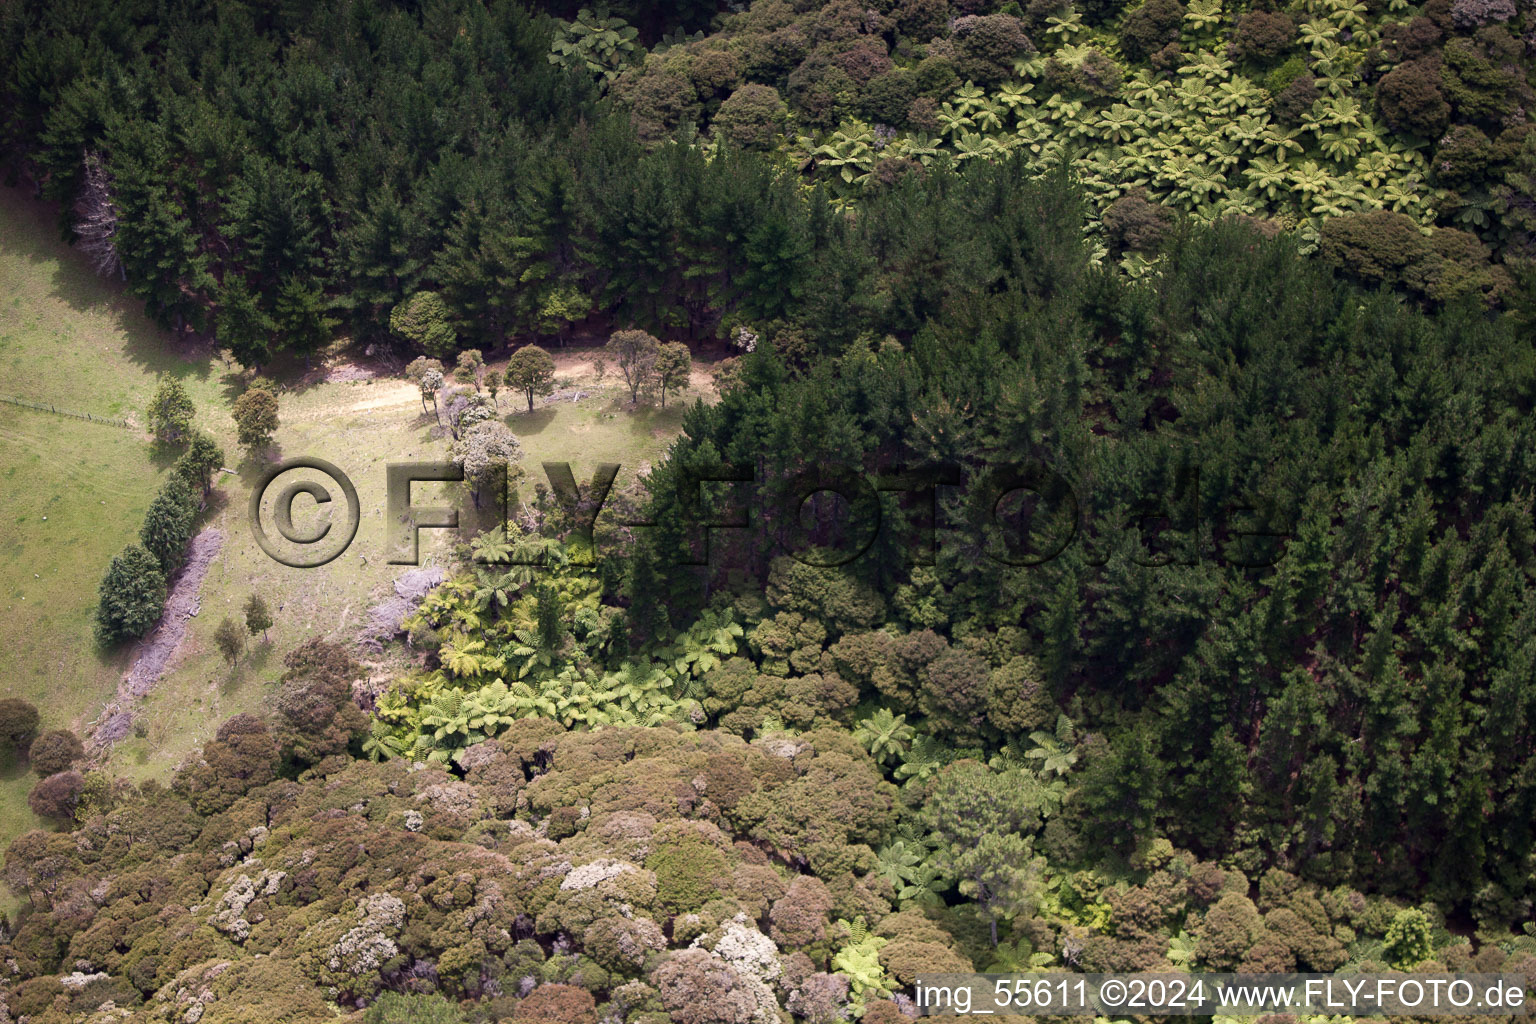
left=200, top=486, right=234, bottom=520
left=505, top=407, right=557, bottom=435
left=0, top=748, right=28, bottom=783
left=631, top=402, right=690, bottom=435
left=148, top=439, right=185, bottom=471
left=220, top=644, right=272, bottom=696
left=218, top=368, right=251, bottom=408
left=2, top=187, right=218, bottom=385
left=235, top=445, right=286, bottom=490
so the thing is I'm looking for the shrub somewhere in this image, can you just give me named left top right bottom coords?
left=28, top=770, right=85, bottom=821
left=1319, top=210, right=1508, bottom=303
left=1232, top=10, right=1295, bottom=62
left=514, top=984, right=599, bottom=1024
left=273, top=638, right=368, bottom=768
left=1070, top=50, right=1125, bottom=99
left=1377, top=60, right=1451, bottom=136
left=951, top=14, right=1034, bottom=83
left=1319, top=211, right=1430, bottom=285
left=1441, top=34, right=1526, bottom=124
left=984, top=655, right=1056, bottom=732
left=895, top=0, right=949, bottom=40
left=770, top=875, right=835, bottom=952
left=647, top=838, right=731, bottom=915
left=787, top=51, right=857, bottom=127
left=1272, top=72, right=1321, bottom=123
left=740, top=25, right=810, bottom=80
left=860, top=68, right=918, bottom=125
left=0, top=698, right=40, bottom=754
left=364, top=992, right=467, bottom=1023
left=831, top=40, right=895, bottom=86
left=1264, top=55, right=1307, bottom=94
left=650, top=948, right=779, bottom=1024
left=1382, top=907, right=1434, bottom=968
left=912, top=55, right=961, bottom=100
left=28, top=729, right=83, bottom=777
left=1451, top=0, right=1516, bottom=29
left=714, top=85, right=790, bottom=150
left=583, top=915, right=668, bottom=974
left=1379, top=16, right=1443, bottom=62
left=174, top=713, right=279, bottom=814
left=689, top=47, right=742, bottom=97
left=1120, top=0, right=1186, bottom=62
left=919, top=643, right=992, bottom=740
left=1196, top=893, right=1263, bottom=969
left=1080, top=0, right=1132, bottom=27
left=877, top=938, right=971, bottom=985
left=1433, top=124, right=1495, bottom=187
left=1102, top=191, right=1174, bottom=255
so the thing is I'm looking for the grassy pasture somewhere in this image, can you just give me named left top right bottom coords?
left=0, top=184, right=706, bottom=880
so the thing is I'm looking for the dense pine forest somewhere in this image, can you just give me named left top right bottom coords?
left=2, top=0, right=1536, bottom=1021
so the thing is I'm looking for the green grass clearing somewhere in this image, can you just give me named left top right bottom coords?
left=0, top=184, right=707, bottom=883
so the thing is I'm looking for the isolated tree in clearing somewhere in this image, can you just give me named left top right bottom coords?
left=607, top=329, right=660, bottom=403
left=455, top=348, right=487, bottom=391
left=233, top=387, right=280, bottom=451
left=245, top=594, right=273, bottom=642
left=655, top=341, right=692, bottom=407
left=422, top=369, right=446, bottom=421
left=405, top=357, right=446, bottom=414
left=505, top=344, right=557, bottom=411
left=146, top=377, right=195, bottom=445
left=215, top=616, right=246, bottom=665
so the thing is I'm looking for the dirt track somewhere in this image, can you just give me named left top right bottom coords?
left=286, top=349, right=718, bottom=421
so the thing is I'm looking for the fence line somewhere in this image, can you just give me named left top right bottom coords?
left=0, top=394, right=135, bottom=429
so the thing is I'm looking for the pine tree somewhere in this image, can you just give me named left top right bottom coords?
left=96, top=545, right=167, bottom=645
left=216, top=277, right=276, bottom=370
left=175, top=432, right=226, bottom=498
left=272, top=277, right=337, bottom=368
left=146, top=377, right=196, bottom=445
left=140, top=477, right=199, bottom=573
